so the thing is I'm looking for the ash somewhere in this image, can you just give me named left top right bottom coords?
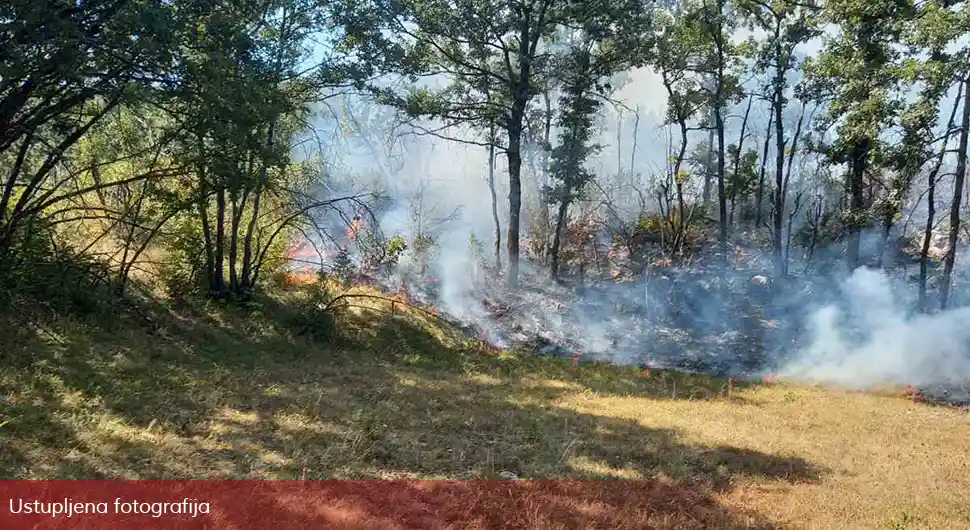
left=387, top=261, right=970, bottom=407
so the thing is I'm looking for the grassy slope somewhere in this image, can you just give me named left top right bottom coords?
left=2, top=285, right=969, bottom=530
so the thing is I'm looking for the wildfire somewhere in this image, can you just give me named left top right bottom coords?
left=354, top=273, right=378, bottom=287
left=395, top=281, right=411, bottom=304
left=347, top=216, right=364, bottom=241
left=476, top=328, right=503, bottom=355
left=281, top=271, right=317, bottom=286
left=901, top=385, right=927, bottom=403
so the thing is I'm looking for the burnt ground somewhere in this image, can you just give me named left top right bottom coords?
left=409, top=265, right=970, bottom=409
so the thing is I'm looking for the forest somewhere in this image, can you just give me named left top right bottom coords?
left=2, top=0, right=970, bottom=528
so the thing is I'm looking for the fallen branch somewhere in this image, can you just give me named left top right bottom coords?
left=323, top=292, right=455, bottom=325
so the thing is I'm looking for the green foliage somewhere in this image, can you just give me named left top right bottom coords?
left=159, top=217, right=209, bottom=298
left=0, top=222, right=117, bottom=315
left=726, top=147, right=760, bottom=201
left=283, top=282, right=339, bottom=341
left=386, top=235, right=408, bottom=263
left=331, top=248, right=357, bottom=286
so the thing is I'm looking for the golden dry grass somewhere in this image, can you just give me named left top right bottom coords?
left=1, top=285, right=969, bottom=529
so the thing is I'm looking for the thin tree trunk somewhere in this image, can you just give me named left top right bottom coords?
left=488, top=125, right=501, bottom=270
left=228, top=194, right=242, bottom=295
left=713, top=6, right=728, bottom=269
left=919, top=83, right=962, bottom=311
left=214, top=186, right=227, bottom=296
left=755, top=111, right=774, bottom=228
left=198, top=183, right=215, bottom=291
left=507, top=118, right=524, bottom=288
left=715, top=101, right=728, bottom=266
left=920, top=162, right=941, bottom=312
left=730, top=96, right=753, bottom=227
left=241, top=123, right=275, bottom=290
left=847, top=138, right=870, bottom=271
left=772, top=42, right=787, bottom=277
left=630, top=106, right=640, bottom=174
left=540, top=88, right=552, bottom=257
left=117, top=181, right=148, bottom=294
left=940, top=77, right=970, bottom=310
left=550, top=200, right=569, bottom=279
left=703, top=119, right=715, bottom=207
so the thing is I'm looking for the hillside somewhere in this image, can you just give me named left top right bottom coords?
left=2, top=284, right=969, bottom=530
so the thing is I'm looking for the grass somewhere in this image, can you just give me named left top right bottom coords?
left=2, top=283, right=970, bottom=529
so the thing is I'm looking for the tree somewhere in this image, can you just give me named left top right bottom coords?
left=546, top=4, right=651, bottom=279
left=941, top=76, right=970, bottom=309
left=355, top=0, right=558, bottom=287
left=0, top=0, right=182, bottom=254
left=652, top=4, right=710, bottom=252
left=802, top=0, right=913, bottom=271
left=693, top=0, right=745, bottom=268
left=340, top=0, right=651, bottom=287
left=165, top=0, right=362, bottom=299
left=740, top=0, right=818, bottom=277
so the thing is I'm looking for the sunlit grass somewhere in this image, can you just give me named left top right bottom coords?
left=1, top=284, right=969, bottom=529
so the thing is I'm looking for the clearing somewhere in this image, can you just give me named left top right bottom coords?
left=2, top=286, right=969, bottom=529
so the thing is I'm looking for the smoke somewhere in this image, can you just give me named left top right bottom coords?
left=299, top=75, right=970, bottom=403
left=778, top=267, right=970, bottom=392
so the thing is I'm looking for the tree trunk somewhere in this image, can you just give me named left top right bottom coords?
left=940, top=77, right=970, bottom=310
left=630, top=106, right=640, bottom=174
left=228, top=193, right=244, bottom=295
left=730, top=96, right=753, bottom=227
left=674, top=119, right=689, bottom=249
left=241, top=122, right=274, bottom=290
left=214, top=186, right=227, bottom=297
left=703, top=118, right=715, bottom=207
left=919, top=82, right=962, bottom=311
left=846, top=138, right=869, bottom=271
left=550, top=200, right=569, bottom=279
left=713, top=13, right=728, bottom=269
left=772, top=50, right=787, bottom=278
left=540, top=88, right=552, bottom=255
left=196, top=153, right=216, bottom=293
left=715, top=102, right=728, bottom=266
left=755, top=110, right=773, bottom=228
left=488, top=125, right=501, bottom=270
left=506, top=119, right=524, bottom=288
left=920, top=164, right=938, bottom=312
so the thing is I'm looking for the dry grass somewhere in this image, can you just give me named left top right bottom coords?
left=2, top=285, right=969, bottom=529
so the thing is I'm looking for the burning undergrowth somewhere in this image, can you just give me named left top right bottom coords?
left=365, top=249, right=970, bottom=408
left=311, top=198, right=970, bottom=407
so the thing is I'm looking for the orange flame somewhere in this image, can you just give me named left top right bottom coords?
left=347, top=217, right=364, bottom=241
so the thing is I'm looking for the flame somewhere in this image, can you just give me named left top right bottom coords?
left=281, top=271, right=317, bottom=286
left=901, top=385, right=926, bottom=403
left=347, top=217, right=364, bottom=241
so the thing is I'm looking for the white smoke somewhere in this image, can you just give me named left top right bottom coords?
left=779, top=267, right=970, bottom=389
